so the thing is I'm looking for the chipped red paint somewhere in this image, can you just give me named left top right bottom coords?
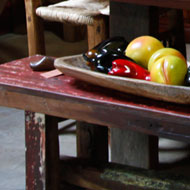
left=25, top=111, right=46, bottom=190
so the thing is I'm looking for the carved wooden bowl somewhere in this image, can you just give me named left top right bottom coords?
left=54, top=54, right=190, bottom=104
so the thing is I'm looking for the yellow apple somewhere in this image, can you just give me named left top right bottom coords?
left=148, top=48, right=186, bottom=71
left=125, top=36, right=164, bottom=69
left=150, top=55, right=187, bottom=85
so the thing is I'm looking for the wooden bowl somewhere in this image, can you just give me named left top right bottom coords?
left=54, top=54, right=190, bottom=104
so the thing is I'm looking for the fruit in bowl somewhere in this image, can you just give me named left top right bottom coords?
left=148, top=48, right=186, bottom=71
left=150, top=55, right=187, bottom=85
left=125, top=36, right=164, bottom=69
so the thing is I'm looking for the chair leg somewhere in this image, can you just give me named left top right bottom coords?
left=87, top=15, right=109, bottom=49
left=24, top=0, right=45, bottom=56
left=77, top=122, right=108, bottom=162
left=25, top=111, right=60, bottom=190
left=76, top=14, right=109, bottom=166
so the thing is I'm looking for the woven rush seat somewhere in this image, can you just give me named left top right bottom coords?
left=36, top=6, right=100, bottom=25
left=36, top=0, right=109, bottom=25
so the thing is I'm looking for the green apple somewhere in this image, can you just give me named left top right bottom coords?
left=150, top=55, right=187, bottom=85
left=125, top=36, right=164, bottom=69
left=148, top=48, right=186, bottom=71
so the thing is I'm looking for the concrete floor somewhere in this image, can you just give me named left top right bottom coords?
left=0, top=107, right=77, bottom=190
left=0, top=107, right=25, bottom=190
left=0, top=32, right=190, bottom=190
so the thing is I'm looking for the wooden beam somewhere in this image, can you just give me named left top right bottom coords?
left=60, top=156, right=190, bottom=190
left=110, top=1, right=159, bottom=169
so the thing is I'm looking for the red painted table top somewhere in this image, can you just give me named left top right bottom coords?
left=0, top=55, right=188, bottom=115
left=111, top=0, right=190, bottom=10
left=0, top=55, right=189, bottom=141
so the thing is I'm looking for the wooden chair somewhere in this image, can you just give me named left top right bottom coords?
left=24, top=0, right=109, bottom=139
left=24, top=0, right=109, bottom=56
left=24, top=1, right=109, bottom=189
left=24, top=0, right=109, bottom=134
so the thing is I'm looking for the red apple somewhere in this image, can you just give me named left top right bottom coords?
left=125, top=36, right=164, bottom=69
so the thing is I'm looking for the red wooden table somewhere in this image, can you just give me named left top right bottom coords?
left=0, top=56, right=190, bottom=140
left=0, top=56, right=190, bottom=189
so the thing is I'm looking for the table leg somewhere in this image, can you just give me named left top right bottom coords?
left=110, top=1, right=159, bottom=169
left=76, top=11, right=109, bottom=177
left=25, top=111, right=60, bottom=190
left=76, top=122, right=108, bottom=190
left=77, top=121, right=108, bottom=162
